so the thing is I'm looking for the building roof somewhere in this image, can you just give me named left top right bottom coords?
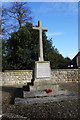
left=72, top=51, right=80, bottom=61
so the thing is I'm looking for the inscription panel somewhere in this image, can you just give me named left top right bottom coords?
left=35, top=62, right=51, bottom=78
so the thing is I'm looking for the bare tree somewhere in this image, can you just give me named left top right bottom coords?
left=2, top=2, right=32, bottom=38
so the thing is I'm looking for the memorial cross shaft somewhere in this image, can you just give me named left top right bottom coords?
left=32, top=20, right=48, bottom=61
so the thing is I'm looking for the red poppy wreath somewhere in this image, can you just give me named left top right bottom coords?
left=45, top=89, right=52, bottom=93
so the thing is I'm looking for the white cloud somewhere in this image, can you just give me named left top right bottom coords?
left=46, top=32, right=63, bottom=37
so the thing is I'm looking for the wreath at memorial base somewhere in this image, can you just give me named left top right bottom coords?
left=45, top=89, right=52, bottom=93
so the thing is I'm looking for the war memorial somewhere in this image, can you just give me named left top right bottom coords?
left=1, top=20, right=79, bottom=120
left=11, top=20, right=78, bottom=104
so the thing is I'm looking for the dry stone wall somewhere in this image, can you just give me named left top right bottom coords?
left=0, top=69, right=79, bottom=86
left=51, top=69, right=79, bottom=83
left=1, top=70, right=32, bottom=86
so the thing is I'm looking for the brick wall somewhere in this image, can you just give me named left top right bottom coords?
left=0, top=69, right=79, bottom=86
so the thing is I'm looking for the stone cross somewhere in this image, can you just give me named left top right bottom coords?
left=32, top=20, right=48, bottom=61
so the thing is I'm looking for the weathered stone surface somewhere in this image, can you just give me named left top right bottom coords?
left=0, top=90, right=2, bottom=116
left=32, top=20, right=48, bottom=61
left=30, top=83, right=60, bottom=91
left=1, top=69, right=79, bottom=86
left=15, top=93, right=77, bottom=104
left=24, top=83, right=69, bottom=99
left=34, top=61, right=51, bottom=79
left=51, top=69, right=79, bottom=83
left=1, top=70, right=33, bottom=86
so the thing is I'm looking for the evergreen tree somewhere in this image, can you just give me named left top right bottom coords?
left=2, top=22, right=71, bottom=70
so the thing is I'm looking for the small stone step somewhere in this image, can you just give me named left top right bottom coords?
left=30, top=86, right=37, bottom=91
left=34, top=79, right=54, bottom=86
left=24, top=87, right=67, bottom=98
left=15, top=94, right=78, bottom=105
left=30, top=84, right=60, bottom=91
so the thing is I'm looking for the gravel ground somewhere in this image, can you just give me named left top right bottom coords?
left=1, top=82, right=80, bottom=120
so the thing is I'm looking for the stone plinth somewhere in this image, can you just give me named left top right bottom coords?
left=34, top=61, right=51, bottom=79
left=32, top=61, right=51, bottom=91
left=24, top=84, right=68, bottom=98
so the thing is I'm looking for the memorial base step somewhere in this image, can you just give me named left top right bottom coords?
left=24, top=89, right=67, bottom=98
left=24, top=84, right=68, bottom=98
left=30, top=79, right=59, bottom=91
left=30, top=84, right=60, bottom=91
left=34, top=79, right=55, bottom=86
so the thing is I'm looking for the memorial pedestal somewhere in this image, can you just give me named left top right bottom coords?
left=33, top=61, right=51, bottom=89
left=27, top=61, right=68, bottom=97
left=34, top=61, right=51, bottom=79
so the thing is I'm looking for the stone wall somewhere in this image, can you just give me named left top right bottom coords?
left=1, top=70, right=33, bottom=86
left=0, top=69, right=79, bottom=86
left=51, top=69, right=79, bottom=83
